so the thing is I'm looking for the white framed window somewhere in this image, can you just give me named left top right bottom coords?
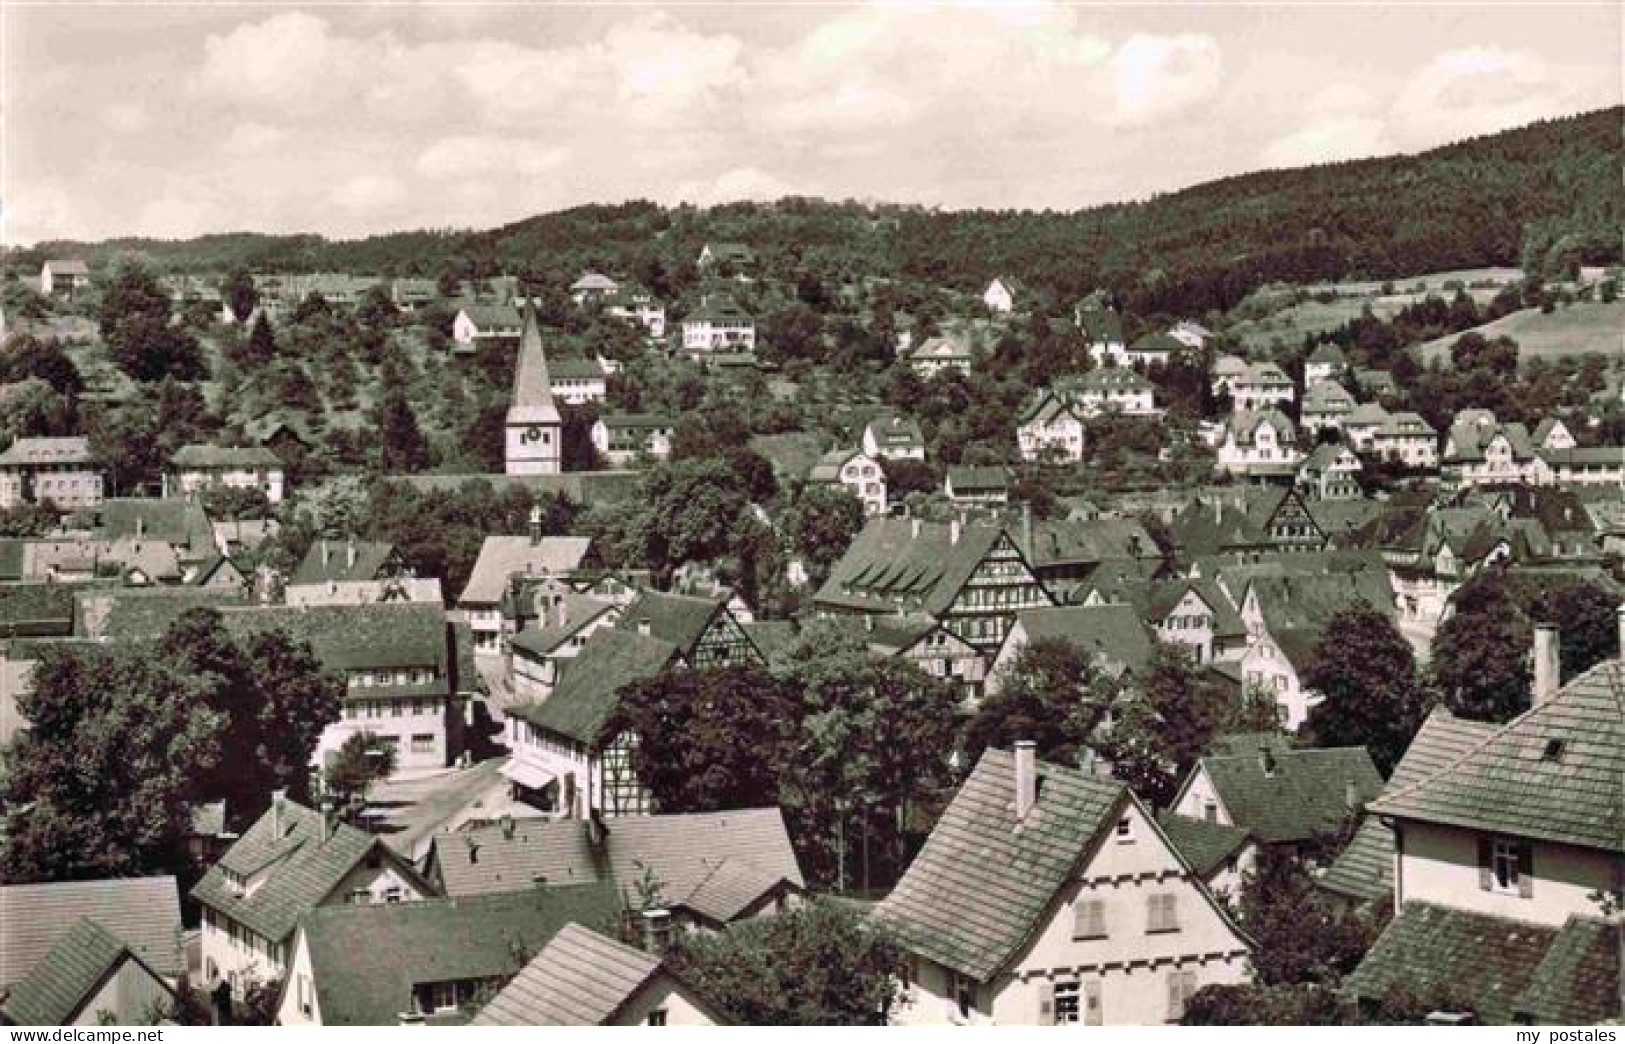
left=1147, top=893, right=1180, bottom=933
left=1072, top=899, right=1107, bottom=940
left=646, top=1009, right=668, bottom=1026
left=1114, top=816, right=1135, bottom=843
left=1052, top=981, right=1080, bottom=1024
left=1166, top=969, right=1198, bottom=1022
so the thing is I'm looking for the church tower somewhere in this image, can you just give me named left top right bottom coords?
left=505, top=304, right=562, bottom=476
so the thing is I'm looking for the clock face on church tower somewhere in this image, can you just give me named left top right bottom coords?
left=521, top=425, right=544, bottom=445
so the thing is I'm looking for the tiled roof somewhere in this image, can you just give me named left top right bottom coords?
left=0, top=877, right=183, bottom=988
left=1344, top=902, right=1559, bottom=1024
left=509, top=306, right=561, bottom=425
left=1016, top=516, right=1160, bottom=570
left=0, top=583, right=76, bottom=637
left=1076, top=308, right=1124, bottom=344
left=507, top=629, right=676, bottom=745
left=171, top=444, right=281, bottom=470
left=510, top=593, right=617, bottom=658
left=911, top=335, right=973, bottom=360
left=192, top=800, right=419, bottom=943
left=864, top=412, right=925, bottom=448
left=290, top=539, right=396, bottom=586
left=457, top=535, right=592, bottom=606
left=455, top=303, right=522, bottom=329
left=1247, top=568, right=1397, bottom=634
left=472, top=924, right=671, bottom=1026
left=73, top=586, right=247, bottom=641
left=570, top=272, right=619, bottom=293
left=1369, top=660, right=1625, bottom=852
left=1075, top=367, right=1153, bottom=392
left=1190, top=745, right=1383, bottom=844
left=549, top=356, right=605, bottom=380
left=83, top=498, right=215, bottom=559
left=614, top=590, right=731, bottom=661
left=946, top=464, right=1011, bottom=493
left=596, top=412, right=673, bottom=432
left=1, top=918, right=161, bottom=1026
left=810, top=447, right=867, bottom=482
left=1009, top=605, right=1156, bottom=677
left=814, top=519, right=1036, bottom=617
left=1225, top=408, right=1297, bottom=446
left=42, top=260, right=89, bottom=275
left=428, top=808, right=804, bottom=923
left=1127, top=332, right=1182, bottom=357
left=872, top=748, right=1124, bottom=982
left=297, top=885, right=620, bottom=1026
left=0, top=436, right=94, bottom=467
left=1155, top=813, right=1252, bottom=879
left=1319, top=707, right=1496, bottom=902
left=1145, top=578, right=1246, bottom=637
left=1513, top=917, right=1621, bottom=1024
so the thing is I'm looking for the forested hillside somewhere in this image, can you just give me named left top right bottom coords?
left=12, top=107, right=1620, bottom=320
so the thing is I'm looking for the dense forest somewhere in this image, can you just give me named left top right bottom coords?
left=10, top=108, right=1620, bottom=320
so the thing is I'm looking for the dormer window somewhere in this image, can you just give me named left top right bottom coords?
left=1541, top=738, right=1565, bottom=762
left=1114, top=816, right=1135, bottom=843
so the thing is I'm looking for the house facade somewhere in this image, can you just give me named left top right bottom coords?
left=590, top=414, right=674, bottom=466
left=451, top=304, right=522, bottom=353
left=170, top=445, right=285, bottom=504
left=809, top=448, right=887, bottom=516
left=0, top=437, right=103, bottom=510
left=1017, top=391, right=1088, bottom=463
left=680, top=298, right=755, bottom=355
left=1215, top=410, right=1302, bottom=479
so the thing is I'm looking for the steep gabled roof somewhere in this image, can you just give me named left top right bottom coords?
left=1512, top=917, right=1622, bottom=1024
left=814, top=519, right=1038, bottom=617
left=0, top=436, right=95, bottom=467
left=509, top=306, right=561, bottom=425
left=296, top=885, right=620, bottom=1026
left=171, top=444, right=281, bottom=470
left=507, top=629, right=677, bottom=746
left=873, top=748, right=1123, bottom=982
left=457, top=535, right=592, bottom=606
left=613, top=590, right=732, bottom=662
left=290, top=539, right=397, bottom=586
left=1186, top=745, right=1383, bottom=845
left=1368, top=660, right=1625, bottom=852
left=1155, top=813, right=1253, bottom=879
left=1, top=918, right=167, bottom=1026
left=0, top=877, right=182, bottom=988
left=473, top=924, right=711, bottom=1026
left=1008, top=605, right=1156, bottom=677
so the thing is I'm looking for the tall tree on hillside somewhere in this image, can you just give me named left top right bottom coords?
left=374, top=383, right=433, bottom=474
left=97, top=264, right=206, bottom=382
left=0, top=333, right=83, bottom=397
left=1430, top=571, right=1532, bottom=723
left=1304, top=606, right=1427, bottom=774
left=0, top=644, right=225, bottom=883
left=221, top=266, right=258, bottom=324
left=239, top=312, right=277, bottom=367
left=782, top=484, right=864, bottom=584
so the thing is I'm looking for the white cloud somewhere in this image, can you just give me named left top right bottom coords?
left=1393, top=46, right=1575, bottom=144
left=1262, top=85, right=1392, bottom=168
left=195, top=12, right=355, bottom=108
left=1108, top=34, right=1222, bottom=128
left=675, top=167, right=799, bottom=206
left=416, top=138, right=570, bottom=180
left=331, top=173, right=408, bottom=214
left=220, top=122, right=288, bottom=157
left=103, top=103, right=150, bottom=134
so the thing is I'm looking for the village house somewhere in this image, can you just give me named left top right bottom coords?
left=1538, top=446, right=1624, bottom=489
left=1296, top=442, right=1364, bottom=501
left=1214, top=409, right=1302, bottom=480
left=568, top=271, right=619, bottom=305
left=423, top=808, right=804, bottom=932
left=602, top=283, right=667, bottom=337
left=876, top=744, right=1252, bottom=1025
left=506, top=307, right=562, bottom=477
left=1171, top=737, right=1383, bottom=860
left=1155, top=814, right=1258, bottom=901
left=1167, top=320, right=1213, bottom=353
left=450, top=303, right=522, bottom=354
left=617, top=588, right=763, bottom=669
left=590, top=413, right=674, bottom=466
left=38, top=259, right=90, bottom=299
left=0, top=877, right=185, bottom=1022
left=1532, top=417, right=1578, bottom=451
left=680, top=296, right=756, bottom=356
left=1352, top=368, right=1398, bottom=400
left=982, top=276, right=1025, bottom=314
left=548, top=357, right=607, bottom=405
left=503, top=628, right=678, bottom=817
left=1124, top=332, right=1182, bottom=369
left=1344, top=626, right=1624, bottom=1025
left=1012, top=513, right=1163, bottom=606
left=1017, top=390, right=1089, bottom=463
left=861, top=411, right=927, bottom=461
left=1142, top=577, right=1248, bottom=666
left=1076, top=307, right=1127, bottom=366
left=1368, top=411, right=1439, bottom=470
left=1342, top=403, right=1391, bottom=451
left=809, top=447, right=887, bottom=516
left=169, top=444, right=285, bottom=504
left=390, top=277, right=437, bottom=312
left=1299, top=382, right=1356, bottom=436
left=696, top=241, right=757, bottom=276
left=474, top=924, right=732, bottom=1026
left=862, top=614, right=988, bottom=704
left=457, top=518, right=592, bottom=657
left=275, top=885, right=620, bottom=1026
left=909, top=334, right=975, bottom=377
left=286, top=537, right=408, bottom=599
left=944, top=465, right=1012, bottom=506
left=0, top=436, right=103, bottom=509
left=1067, top=367, right=1159, bottom=416
left=1223, top=362, right=1296, bottom=413
left=1442, top=410, right=1541, bottom=489
left=814, top=517, right=1054, bottom=655
left=508, top=590, right=621, bottom=702
left=1209, top=354, right=1249, bottom=395
left=986, top=604, right=1156, bottom=698
left=1303, top=344, right=1347, bottom=386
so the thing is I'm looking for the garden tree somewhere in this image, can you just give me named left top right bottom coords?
left=198, top=484, right=272, bottom=522
left=0, top=501, right=59, bottom=537
left=291, top=291, right=331, bottom=325
left=634, top=457, right=755, bottom=581
left=221, top=265, right=258, bottom=323
left=1448, top=332, right=1519, bottom=378
left=1239, top=848, right=1390, bottom=988
left=959, top=638, right=1120, bottom=769
left=238, top=312, right=277, bottom=367
left=880, top=456, right=936, bottom=498
left=0, top=332, right=83, bottom=397
left=435, top=264, right=462, bottom=298
left=612, top=665, right=800, bottom=814
left=355, top=284, right=399, bottom=329
left=97, top=264, right=205, bottom=382
left=163, top=609, right=343, bottom=830
left=559, top=403, right=601, bottom=471
left=781, top=483, right=864, bottom=583
left=0, top=378, right=76, bottom=441
left=1530, top=579, right=1621, bottom=681
left=1303, top=605, right=1426, bottom=774
left=325, top=731, right=397, bottom=818
left=87, top=378, right=214, bottom=494
left=2, top=276, right=52, bottom=320
left=665, top=900, right=902, bottom=1025
left=1430, top=571, right=1532, bottom=722
left=373, top=381, right=434, bottom=473
left=0, top=643, right=224, bottom=883
left=1182, top=984, right=1348, bottom=1026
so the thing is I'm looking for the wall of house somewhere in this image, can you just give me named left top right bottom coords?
left=610, top=977, right=723, bottom=1026
left=317, top=699, right=458, bottom=775
left=1240, top=636, right=1310, bottom=729
left=70, top=956, right=172, bottom=1026
left=1160, top=590, right=1217, bottom=664
left=331, top=860, right=426, bottom=907
left=1173, top=769, right=1231, bottom=826
left=200, top=916, right=285, bottom=1000
left=177, top=468, right=285, bottom=504
left=1397, top=820, right=1621, bottom=928
left=275, top=930, right=322, bottom=1026
left=889, top=957, right=988, bottom=1026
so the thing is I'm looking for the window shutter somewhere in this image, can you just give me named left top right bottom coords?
left=1166, top=971, right=1182, bottom=1021
left=1518, top=842, right=1534, bottom=898
left=1147, top=893, right=1160, bottom=932
left=1074, top=899, right=1105, bottom=939
left=1166, top=894, right=1180, bottom=931
left=1084, top=981, right=1102, bottom=1026
left=1477, top=837, right=1493, bottom=891
left=1038, top=982, right=1055, bottom=1024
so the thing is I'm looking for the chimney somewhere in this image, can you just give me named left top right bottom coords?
left=346, top=537, right=357, bottom=570
left=321, top=540, right=331, bottom=567
left=319, top=798, right=334, bottom=843
left=529, top=505, right=543, bottom=546
left=1532, top=623, right=1560, bottom=706
left=135, top=516, right=144, bottom=540
left=637, top=619, right=652, bottom=636
left=911, top=518, right=921, bottom=539
left=641, top=908, right=672, bottom=955
left=271, top=788, right=287, bottom=836
left=950, top=517, right=962, bottom=546
left=499, top=814, right=515, bottom=840
left=1014, top=740, right=1037, bottom=821
left=1344, top=779, right=1359, bottom=814
left=1259, top=745, right=1277, bottom=778
left=1021, top=502, right=1034, bottom=556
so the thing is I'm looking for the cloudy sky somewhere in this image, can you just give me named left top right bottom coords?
left=2, top=2, right=1618, bottom=245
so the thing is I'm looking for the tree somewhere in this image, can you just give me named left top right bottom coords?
left=325, top=732, right=396, bottom=817
left=783, top=484, right=864, bottom=582
left=0, top=644, right=225, bottom=883
left=0, top=333, right=83, bottom=397
left=221, top=266, right=258, bottom=323
left=665, top=900, right=903, bottom=1025
left=374, top=384, right=433, bottom=473
left=960, top=638, right=1118, bottom=768
left=634, top=458, right=754, bottom=580
left=1303, top=606, right=1426, bottom=774
left=97, top=264, right=205, bottom=382
left=1531, top=580, right=1621, bottom=682
left=1238, top=848, right=1388, bottom=987
left=240, top=312, right=277, bottom=367
left=1430, top=572, right=1532, bottom=722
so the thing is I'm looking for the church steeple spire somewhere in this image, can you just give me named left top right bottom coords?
left=505, top=303, right=562, bottom=475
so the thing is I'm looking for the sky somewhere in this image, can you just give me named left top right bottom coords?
left=2, top=2, right=1619, bottom=245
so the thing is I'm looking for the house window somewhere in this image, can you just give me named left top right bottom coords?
left=1114, top=816, right=1135, bottom=843
left=1166, top=969, right=1198, bottom=1022
left=1052, top=981, right=1080, bottom=1024
left=431, top=982, right=458, bottom=1012
left=349, top=887, right=371, bottom=904
left=1072, top=898, right=1107, bottom=940
left=950, top=972, right=974, bottom=1020
left=411, top=734, right=434, bottom=754
left=1147, top=893, right=1180, bottom=933
left=1203, top=801, right=1218, bottom=822
left=383, top=885, right=404, bottom=903
left=646, top=1009, right=668, bottom=1026
left=1487, top=839, right=1532, bottom=896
